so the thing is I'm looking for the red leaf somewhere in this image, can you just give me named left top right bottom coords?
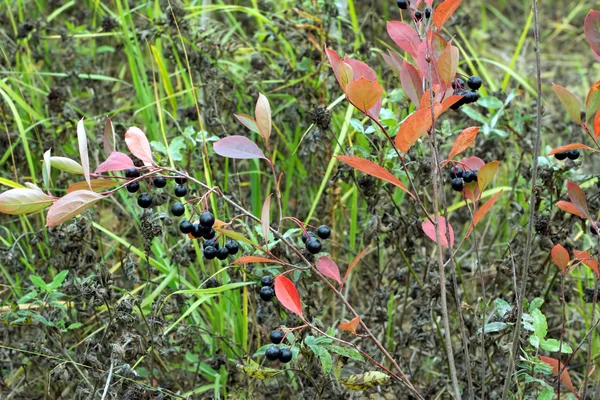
left=422, top=216, right=454, bottom=248
left=274, top=275, right=303, bottom=318
left=0, top=188, right=55, bottom=215
left=441, top=94, right=464, bottom=112
left=567, top=181, right=590, bottom=220
left=467, top=190, right=503, bottom=237
left=460, top=156, right=486, bottom=171
left=103, top=117, right=116, bottom=158
left=336, top=156, right=414, bottom=198
left=552, top=83, right=582, bottom=125
left=345, top=77, right=384, bottom=117
left=437, top=44, right=459, bottom=86
left=316, top=256, right=341, bottom=284
left=539, top=356, right=576, bottom=396
left=386, top=21, right=421, bottom=59
left=231, top=256, right=284, bottom=265
left=125, top=126, right=154, bottom=165
left=343, top=245, right=370, bottom=284
left=255, top=93, right=272, bottom=142
left=446, top=127, right=480, bottom=162
left=261, top=194, right=272, bottom=248
left=46, top=190, right=105, bottom=227
left=433, top=0, right=462, bottom=30
left=234, top=113, right=259, bottom=133
left=417, top=35, right=444, bottom=85
left=77, top=119, right=91, bottom=190
left=586, top=80, right=600, bottom=120
left=595, top=110, right=600, bottom=138
left=399, top=60, right=423, bottom=109
left=477, top=161, right=499, bottom=194
left=551, top=244, right=569, bottom=273
left=547, top=143, right=595, bottom=155
left=584, top=10, right=600, bottom=61
left=339, top=316, right=360, bottom=334
left=67, top=179, right=119, bottom=193
left=324, top=45, right=346, bottom=91
left=556, top=200, right=586, bottom=219
left=396, top=104, right=442, bottom=154
left=94, top=152, right=135, bottom=173
left=574, top=249, right=600, bottom=278
left=213, top=136, right=266, bottom=159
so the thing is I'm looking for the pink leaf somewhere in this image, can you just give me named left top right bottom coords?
left=234, top=113, right=259, bottom=133
left=567, top=181, right=590, bottom=220
left=77, top=119, right=91, bottom=190
left=125, top=126, right=154, bottom=166
left=460, top=156, right=485, bottom=171
left=255, top=93, right=272, bottom=142
left=400, top=60, right=424, bottom=109
left=584, top=10, right=600, bottom=61
left=324, top=45, right=345, bottom=91
left=274, top=275, right=303, bottom=318
left=103, top=117, right=116, bottom=157
left=213, top=136, right=266, bottom=159
left=0, top=188, right=55, bottom=215
left=387, top=21, right=421, bottom=59
left=422, top=216, right=454, bottom=248
left=316, top=256, right=341, bottom=284
left=95, top=152, right=135, bottom=173
left=46, top=190, right=105, bottom=227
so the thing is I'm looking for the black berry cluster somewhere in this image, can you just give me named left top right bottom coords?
left=264, top=329, right=292, bottom=363
left=451, top=75, right=482, bottom=110
left=302, top=225, right=331, bottom=255
left=125, top=169, right=190, bottom=210
left=554, top=150, right=580, bottom=161
left=260, top=275, right=275, bottom=301
left=448, top=166, right=478, bottom=192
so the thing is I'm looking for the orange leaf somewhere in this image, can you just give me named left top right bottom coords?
left=437, top=44, right=459, bottom=85
left=586, top=80, right=600, bottom=119
left=336, top=156, right=414, bottom=198
left=231, top=256, right=284, bottom=265
left=567, top=181, right=590, bottom=220
left=467, top=190, right=503, bottom=237
left=551, top=244, right=570, bottom=273
left=345, top=77, right=384, bottom=115
left=446, top=127, right=480, bottom=162
left=441, top=94, right=464, bottom=112
left=552, top=83, right=582, bottom=125
left=433, top=0, right=462, bottom=30
left=595, top=110, right=600, bottom=138
left=343, top=245, right=370, bottom=284
left=396, top=104, right=443, bottom=154
left=556, top=201, right=586, bottom=218
left=274, top=275, right=303, bottom=318
left=67, top=179, right=119, bottom=193
left=548, top=143, right=596, bottom=155
left=477, top=161, right=499, bottom=194
left=539, top=356, right=576, bottom=396
left=574, top=249, right=600, bottom=278
left=339, top=316, right=360, bottom=334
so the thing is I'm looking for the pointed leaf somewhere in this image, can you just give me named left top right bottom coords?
left=125, top=126, right=154, bottom=165
left=477, top=161, right=499, bottom=194
left=586, top=81, right=600, bottom=120
left=316, top=256, right=341, bottom=284
left=386, top=21, right=421, bottom=59
left=94, top=151, right=135, bottom=173
left=343, top=245, right=370, bottom=284
left=584, top=10, right=600, bottom=61
left=340, top=371, right=391, bottom=391
left=437, top=44, right=459, bottom=85
left=261, top=194, right=272, bottom=247
left=0, top=188, right=55, bottom=215
left=567, top=181, right=590, bottom=220
left=46, top=190, right=105, bottom=227
left=213, top=136, right=266, bottom=160
left=441, top=94, right=464, bottom=112
left=336, top=156, right=414, bottom=198
left=234, top=113, right=259, bottom=133
left=467, top=190, right=503, bottom=237
left=255, top=93, right=272, bottom=142
left=433, top=0, right=462, bottom=29
left=344, top=57, right=382, bottom=118
left=396, top=104, right=442, bottom=154
left=103, top=117, right=116, bottom=157
left=231, top=256, right=284, bottom=265
left=552, top=83, right=582, bottom=125
left=446, top=127, right=479, bottom=162
left=345, top=77, right=384, bottom=116
left=539, top=356, right=576, bottom=395
left=556, top=200, right=586, bottom=219
left=274, top=275, right=303, bottom=318
left=50, top=157, right=84, bottom=174
left=77, top=119, right=91, bottom=190
left=574, top=249, right=600, bottom=278
left=324, top=45, right=346, bottom=91
left=551, top=244, right=569, bottom=273
left=548, top=143, right=595, bottom=155
left=339, top=316, right=360, bottom=334
left=595, top=109, right=600, bottom=138
left=399, top=60, right=423, bottom=108
left=422, top=216, right=454, bottom=248
left=67, top=179, right=119, bottom=193
left=42, top=148, right=51, bottom=189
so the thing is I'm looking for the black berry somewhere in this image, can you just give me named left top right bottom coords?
left=270, top=330, right=284, bottom=344
left=397, top=0, right=409, bottom=9
left=465, top=90, right=479, bottom=104
left=174, top=172, right=187, bottom=185
left=452, top=78, right=465, bottom=89
left=449, top=166, right=463, bottom=179
left=200, top=211, right=215, bottom=228
left=567, top=149, right=580, bottom=160
left=301, top=231, right=315, bottom=243
left=279, top=348, right=293, bottom=363
left=203, top=229, right=216, bottom=240
left=125, top=167, right=140, bottom=178
left=204, top=238, right=219, bottom=248
left=451, top=178, right=464, bottom=192
left=467, top=75, right=482, bottom=90
left=555, top=152, right=568, bottom=161
left=192, top=223, right=204, bottom=238
left=261, top=276, right=274, bottom=287
left=414, top=10, right=422, bottom=20
left=591, top=222, right=599, bottom=235
left=216, top=247, right=229, bottom=260
left=316, top=225, right=331, bottom=240
left=137, top=193, right=152, bottom=208
left=225, top=240, right=239, bottom=255
left=153, top=176, right=167, bottom=188
left=306, top=238, right=322, bottom=254
left=174, top=184, right=187, bottom=197
left=127, top=181, right=140, bottom=193
left=171, top=202, right=185, bottom=217
left=425, top=7, right=431, bottom=18
left=180, top=220, right=193, bottom=234
left=260, top=286, right=275, bottom=301
left=204, top=246, right=218, bottom=259
left=462, top=170, right=475, bottom=183
left=265, top=346, right=281, bottom=361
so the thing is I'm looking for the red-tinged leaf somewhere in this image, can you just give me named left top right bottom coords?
left=339, top=316, right=360, bottom=334
left=460, top=156, right=486, bottom=171
left=552, top=83, right=582, bottom=125
left=336, top=156, right=414, bottom=198
left=574, top=249, right=600, bottom=278
left=94, top=151, right=135, bottom=173
left=316, top=256, right=341, bottom=284
left=343, top=245, right=370, bottom=284
left=400, top=60, right=423, bottom=109
left=103, top=117, right=116, bottom=157
left=446, top=127, right=480, bottom=162
left=433, top=0, right=462, bottom=29
left=417, top=39, right=440, bottom=85
left=213, top=136, right=266, bottom=160
left=539, top=356, right=577, bottom=396
left=274, top=275, right=303, bottom=318
left=382, top=51, right=402, bottom=75
left=344, top=57, right=382, bottom=119
left=261, top=194, right=272, bottom=248
left=125, top=126, right=154, bottom=165
left=584, top=10, right=600, bottom=61
left=467, top=190, right=503, bottom=237
left=231, top=256, right=284, bottom=265
left=234, top=113, right=259, bottom=133
left=67, top=179, right=119, bottom=193
left=255, top=93, right=272, bottom=142
left=46, top=190, right=105, bottom=227
left=50, top=156, right=84, bottom=174
left=556, top=200, right=586, bottom=219
left=396, top=104, right=443, bottom=154
left=339, top=62, right=354, bottom=90
left=441, top=94, right=463, bottom=113
left=437, top=44, right=459, bottom=85
left=345, top=77, right=384, bottom=116
left=0, top=188, right=55, bottom=215
left=551, top=244, right=569, bottom=273
left=586, top=81, right=600, bottom=120
left=42, top=148, right=51, bottom=189
left=77, top=119, right=91, bottom=190
left=324, top=45, right=346, bottom=91
left=422, top=216, right=454, bottom=248
left=386, top=21, right=421, bottom=59
left=595, top=110, right=600, bottom=138
left=567, top=181, right=590, bottom=220
left=548, top=143, right=596, bottom=155
left=477, top=161, right=499, bottom=194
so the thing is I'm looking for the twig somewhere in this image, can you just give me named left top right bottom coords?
left=100, top=359, right=114, bottom=400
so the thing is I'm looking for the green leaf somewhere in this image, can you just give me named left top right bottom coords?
left=476, top=321, right=509, bottom=335
left=477, top=96, right=504, bottom=109
left=48, top=270, right=69, bottom=291
left=32, top=313, right=53, bottom=326
left=317, top=347, right=332, bottom=375
left=461, top=106, right=489, bottom=124
left=540, top=339, right=573, bottom=354
left=236, top=362, right=283, bottom=380
left=17, top=291, right=38, bottom=304
left=324, top=345, right=364, bottom=361
left=494, top=298, right=512, bottom=318
left=67, top=322, right=83, bottom=330
left=529, top=334, right=540, bottom=349
left=168, top=136, right=186, bottom=162
left=340, top=371, right=391, bottom=391
left=529, top=297, right=544, bottom=313
left=537, top=386, right=553, bottom=400
left=531, top=309, right=547, bottom=341
left=30, top=275, right=48, bottom=291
